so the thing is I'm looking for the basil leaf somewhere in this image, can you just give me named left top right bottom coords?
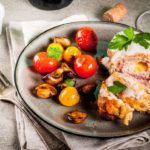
left=47, top=47, right=62, bottom=60
left=108, top=34, right=129, bottom=50
left=143, top=33, right=150, bottom=40
left=107, top=81, right=127, bottom=94
left=108, top=27, right=135, bottom=50
left=123, top=40, right=132, bottom=50
left=133, top=32, right=150, bottom=49
left=108, top=27, right=150, bottom=50
left=64, top=79, right=76, bottom=86
left=124, top=27, right=134, bottom=40
left=113, top=81, right=126, bottom=88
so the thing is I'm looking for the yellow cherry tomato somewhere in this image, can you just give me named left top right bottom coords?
left=63, top=46, right=81, bottom=63
left=47, top=43, right=64, bottom=61
left=59, top=87, right=80, bottom=107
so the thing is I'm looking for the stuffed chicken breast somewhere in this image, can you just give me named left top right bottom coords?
left=109, top=44, right=150, bottom=82
left=101, top=30, right=150, bottom=88
left=98, top=71, right=150, bottom=125
left=98, top=72, right=134, bottom=126
left=98, top=27, right=150, bottom=126
left=112, top=72, right=150, bottom=112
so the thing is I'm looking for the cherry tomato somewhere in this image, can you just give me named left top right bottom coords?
left=74, top=54, right=98, bottom=78
left=76, top=27, right=98, bottom=52
left=59, top=87, right=80, bottom=107
left=33, top=52, right=58, bottom=74
left=63, top=46, right=81, bottom=63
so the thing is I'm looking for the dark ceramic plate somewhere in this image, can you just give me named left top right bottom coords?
left=14, top=21, right=150, bottom=137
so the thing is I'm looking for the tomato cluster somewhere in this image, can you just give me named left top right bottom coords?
left=32, top=27, right=98, bottom=107
left=33, top=27, right=98, bottom=78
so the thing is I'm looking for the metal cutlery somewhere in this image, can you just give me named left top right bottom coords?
left=0, top=71, right=69, bottom=150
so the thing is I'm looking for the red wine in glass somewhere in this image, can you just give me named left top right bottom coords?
left=29, top=0, right=73, bottom=10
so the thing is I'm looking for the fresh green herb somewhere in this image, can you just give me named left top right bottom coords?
left=94, top=81, right=102, bottom=100
left=107, top=81, right=127, bottom=94
left=124, top=26, right=135, bottom=40
left=108, top=27, right=134, bottom=50
left=133, top=32, right=150, bottom=49
left=47, top=47, right=62, bottom=60
left=108, top=35, right=129, bottom=50
left=64, top=79, right=76, bottom=87
left=108, top=26, right=150, bottom=50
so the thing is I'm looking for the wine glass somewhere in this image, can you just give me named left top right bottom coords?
left=136, top=10, right=150, bottom=32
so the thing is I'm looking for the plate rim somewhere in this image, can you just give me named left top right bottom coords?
left=14, top=21, right=149, bottom=138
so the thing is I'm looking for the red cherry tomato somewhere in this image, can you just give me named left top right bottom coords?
left=74, top=54, right=98, bottom=78
left=76, top=27, right=98, bottom=52
left=33, top=52, right=58, bottom=74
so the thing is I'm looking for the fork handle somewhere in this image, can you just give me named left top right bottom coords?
left=1, top=97, right=51, bottom=150
left=0, top=70, right=68, bottom=149
left=1, top=95, right=68, bottom=150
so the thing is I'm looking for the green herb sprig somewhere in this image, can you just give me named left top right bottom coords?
left=107, top=81, right=127, bottom=94
left=108, top=27, right=150, bottom=50
left=134, top=32, right=150, bottom=49
left=64, top=78, right=76, bottom=87
left=47, top=47, right=62, bottom=60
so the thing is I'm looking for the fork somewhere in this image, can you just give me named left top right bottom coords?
left=0, top=71, right=68, bottom=150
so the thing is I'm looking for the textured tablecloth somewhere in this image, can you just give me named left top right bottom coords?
left=5, top=15, right=150, bottom=150
left=0, top=1, right=150, bottom=150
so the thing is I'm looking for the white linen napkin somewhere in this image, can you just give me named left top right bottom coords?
left=6, top=15, right=150, bottom=150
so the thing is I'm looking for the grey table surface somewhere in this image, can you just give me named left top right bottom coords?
left=0, top=0, right=149, bottom=150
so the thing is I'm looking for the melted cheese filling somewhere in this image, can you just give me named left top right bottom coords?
left=134, top=62, right=148, bottom=73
